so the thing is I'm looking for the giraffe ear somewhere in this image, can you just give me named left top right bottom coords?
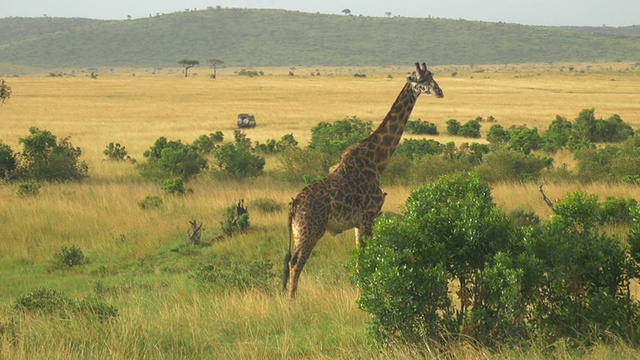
left=415, top=62, right=421, bottom=73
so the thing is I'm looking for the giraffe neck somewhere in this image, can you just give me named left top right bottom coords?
left=357, top=81, right=418, bottom=175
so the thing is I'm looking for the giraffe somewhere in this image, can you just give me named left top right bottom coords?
left=282, top=62, right=444, bottom=298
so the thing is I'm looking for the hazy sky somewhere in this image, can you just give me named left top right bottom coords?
left=2, top=0, right=639, bottom=27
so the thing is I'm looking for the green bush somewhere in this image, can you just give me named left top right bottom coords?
left=214, top=142, right=265, bottom=178
left=508, top=127, right=542, bottom=154
left=573, top=108, right=633, bottom=143
left=138, top=195, right=163, bottom=209
left=406, top=119, right=438, bottom=135
left=103, top=142, right=131, bottom=161
left=277, top=148, right=330, bottom=183
left=53, top=245, right=85, bottom=268
left=16, top=180, right=41, bottom=197
left=542, top=115, right=573, bottom=151
left=355, top=173, right=520, bottom=346
left=445, top=119, right=461, bottom=135
left=255, top=133, right=299, bottom=154
left=394, top=138, right=444, bottom=160
left=0, top=79, right=11, bottom=105
left=0, top=141, right=16, bottom=179
left=17, top=127, right=88, bottom=181
left=162, top=177, right=187, bottom=195
left=308, top=116, right=372, bottom=164
left=138, top=136, right=207, bottom=180
left=458, top=119, right=482, bottom=138
left=486, top=124, right=510, bottom=144
left=355, top=176, right=640, bottom=348
left=192, top=131, right=224, bottom=154
left=477, top=147, right=551, bottom=182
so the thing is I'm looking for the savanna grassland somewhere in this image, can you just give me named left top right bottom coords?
left=2, top=63, right=640, bottom=359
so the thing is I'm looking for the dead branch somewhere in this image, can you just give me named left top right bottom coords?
left=187, top=219, right=203, bottom=246
left=539, top=184, right=555, bottom=212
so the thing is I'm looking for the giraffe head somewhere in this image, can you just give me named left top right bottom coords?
left=408, top=62, right=444, bottom=98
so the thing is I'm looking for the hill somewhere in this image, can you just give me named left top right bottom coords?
left=1, top=8, right=639, bottom=72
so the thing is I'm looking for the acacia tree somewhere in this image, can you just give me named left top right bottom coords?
left=207, top=58, right=224, bottom=78
left=341, top=8, right=351, bottom=15
left=178, top=59, right=199, bottom=77
left=0, top=79, right=12, bottom=105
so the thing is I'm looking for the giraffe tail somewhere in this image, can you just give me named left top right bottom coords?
left=282, top=198, right=297, bottom=293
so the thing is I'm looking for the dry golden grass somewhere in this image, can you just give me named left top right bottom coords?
left=2, top=63, right=640, bottom=359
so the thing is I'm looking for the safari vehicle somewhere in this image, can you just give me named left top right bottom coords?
left=237, top=113, right=256, bottom=128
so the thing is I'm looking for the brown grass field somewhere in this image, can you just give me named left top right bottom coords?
left=1, top=62, right=640, bottom=358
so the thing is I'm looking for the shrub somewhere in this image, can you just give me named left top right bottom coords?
left=103, top=142, right=131, bottom=161
left=17, top=127, right=88, bottom=181
left=277, top=148, right=329, bottom=183
left=162, top=177, right=187, bottom=195
left=508, top=127, right=542, bottom=154
left=192, top=131, right=224, bottom=154
left=308, top=116, right=372, bottom=164
left=406, top=119, right=438, bottom=135
left=355, top=173, right=520, bottom=346
left=53, top=245, right=85, bottom=267
left=138, top=195, right=163, bottom=209
left=214, top=142, right=265, bottom=178
left=16, top=180, right=41, bottom=197
left=0, top=141, right=16, bottom=179
left=138, top=137, right=207, bottom=180
left=255, top=133, right=299, bottom=154
left=220, top=201, right=250, bottom=237
left=394, top=138, right=444, bottom=160
left=458, top=119, right=482, bottom=138
left=0, top=79, right=11, bottom=105
left=477, top=148, right=551, bottom=182
left=597, top=196, right=637, bottom=224
left=542, top=115, right=573, bottom=151
left=573, top=108, right=633, bottom=143
left=355, top=176, right=640, bottom=348
left=445, top=119, right=461, bottom=135
left=486, top=124, right=510, bottom=144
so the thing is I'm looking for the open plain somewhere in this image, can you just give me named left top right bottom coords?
left=2, top=63, right=640, bottom=358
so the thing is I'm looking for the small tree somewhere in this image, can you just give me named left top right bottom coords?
left=0, top=79, right=11, bottom=105
left=178, top=59, right=200, bottom=77
left=0, top=141, right=17, bottom=179
left=341, top=8, right=351, bottom=15
left=207, top=58, right=224, bottom=79
left=138, top=137, right=207, bottom=180
left=17, top=127, right=87, bottom=181
left=308, top=116, right=372, bottom=165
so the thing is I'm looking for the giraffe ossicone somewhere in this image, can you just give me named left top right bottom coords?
left=282, top=62, right=444, bottom=298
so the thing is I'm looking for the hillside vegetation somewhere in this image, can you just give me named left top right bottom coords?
left=1, top=8, right=640, bottom=71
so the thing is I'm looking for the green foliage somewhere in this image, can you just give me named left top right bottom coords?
left=542, top=115, right=573, bottom=151
left=573, top=108, right=634, bottom=143
left=308, top=116, right=372, bottom=164
left=17, top=127, right=88, bottom=181
left=193, top=255, right=276, bottom=292
left=139, top=136, right=207, bottom=180
left=355, top=173, right=520, bottom=346
left=254, top=133, right=299, bottom=153
left=406, top=119, right=438, bottom=135
left=0, top=79, right=11, bottom=105
left=0, top=141, right=17, bottom=179
left=162, top=177, right=187, bottom=195
left=277, top=148, right=329, bottom=183
left=220, top=201, right=250, bottom=237
left=53, top=245, right=85, bottom=268
left=508, top=127, right=542, bottom=154
left=458, top=119, right=482, bottom=138
left=192, top=132, right=224, bottom=154
left=445, top=119, right=461, bottom=135
left=14, top=287, right=117, bottom=319
left=477, top=147, right=551, bottom=182
left=597, top=196, right=638, bottom=224
left=16, top=180, right=41, bottom=197
left=213, top=132, right=265, bottom=178
left=486, top=124, right=510, bottom=144
left=394, top=139, right=444, bottom=160
left=355, top=176, right=640, bottom=348
left=103, top=142, right=131, bottom=161
left=138, top=195, right=163, bottom=209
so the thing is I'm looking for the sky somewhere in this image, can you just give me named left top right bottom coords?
left=2, top=0, right=639, bottom=27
